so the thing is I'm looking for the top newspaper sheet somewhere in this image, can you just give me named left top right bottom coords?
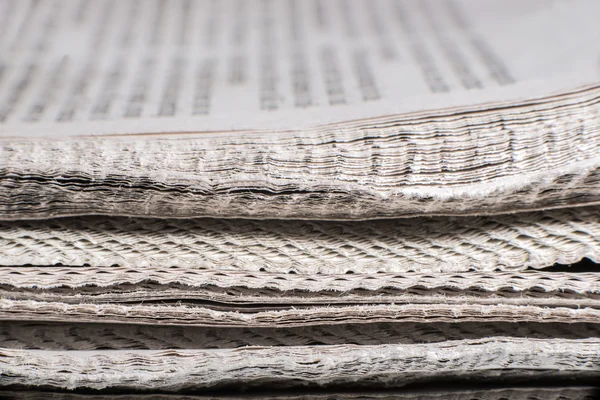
left=0, top=0, right=598, bottom=136
left=0, top=0, right=599, bottom=220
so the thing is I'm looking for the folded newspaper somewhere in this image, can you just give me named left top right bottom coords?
left=1, top=0, right=600, bottom=393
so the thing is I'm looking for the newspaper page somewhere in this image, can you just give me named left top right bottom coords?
left=0, top=0, right=599, bottom=137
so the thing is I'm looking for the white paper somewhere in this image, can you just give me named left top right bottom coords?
left=0, top=0, right=599, bottom=137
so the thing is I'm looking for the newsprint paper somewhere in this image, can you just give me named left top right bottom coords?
left=1, top=0, right=600, bottom=393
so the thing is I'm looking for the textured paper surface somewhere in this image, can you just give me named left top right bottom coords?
left=3, top=321, right=599, bottom=350
left=1, top=207, right=598, bottom=273
left=2, top=387, right=600, bottom=400
left=2, top=339, right=600, bottom=390
left=0, top=0, right=600, bottom=219
left=1, top=0, right=600, bottom=392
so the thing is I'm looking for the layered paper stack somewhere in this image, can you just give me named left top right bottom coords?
left=1, top=0, right=600, bottom=393
left=2, top=387, right=600, bottom=400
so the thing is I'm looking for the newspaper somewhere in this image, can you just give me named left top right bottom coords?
left=0, top=0, right=598, bottom=134
left=0, top=0, right=600, bottom=219
left=1, top=1, right=600, bottom=391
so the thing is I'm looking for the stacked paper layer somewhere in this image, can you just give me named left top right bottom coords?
left=3, top=84, right=600, bottom=220
left=1, top=210, right=599, bottom=390
left=2, top=387, right=600, bottom=400
left=1, top=0, right=600, bottom=393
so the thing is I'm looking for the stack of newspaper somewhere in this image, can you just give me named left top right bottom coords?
left=1, top=0, right=600, bottom=392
